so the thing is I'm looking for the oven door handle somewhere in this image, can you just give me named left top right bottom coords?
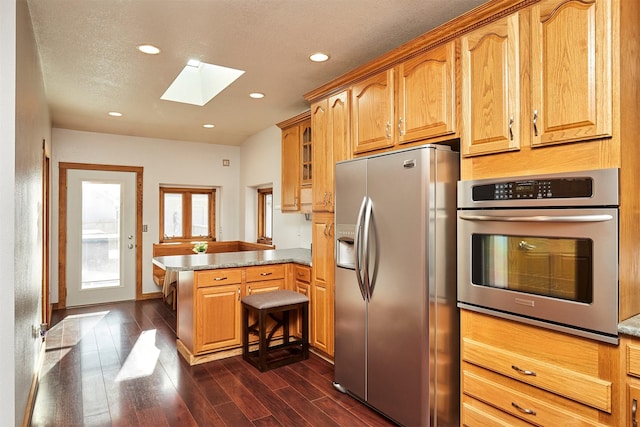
left=459, top=214, right=614, bottom=223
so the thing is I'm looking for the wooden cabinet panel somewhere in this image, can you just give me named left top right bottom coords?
left=351, top=69, right=395, bottom=154
left=530, top=0, right=612, bottom=147
left=461, top=12, right=520, bottom=157
left=293, top=265, right=311, bottom=338
left=397, top=41, right=457, bottom=144
left=194, top=284, right=241, bottom=354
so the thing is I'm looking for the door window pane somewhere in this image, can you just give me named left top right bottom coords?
left=81, top=181, right=120, bottom=289
left=163, top=193, right=183, bottom=238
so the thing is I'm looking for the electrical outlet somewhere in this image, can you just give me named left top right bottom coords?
left=143, top=224, right=148, bottom=232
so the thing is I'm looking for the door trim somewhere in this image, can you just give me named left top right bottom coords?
left=57, top=162, right=144, bottom=309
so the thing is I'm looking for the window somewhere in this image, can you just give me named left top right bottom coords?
left=257, top=188, right=273, bottom=244
left=160, top=187, right=216, bottom=242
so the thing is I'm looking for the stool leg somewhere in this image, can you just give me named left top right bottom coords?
left=283, top=310, right=290, bottom=345
left=301, top=303, right=309, bottom=359
left=258, top=308, right=268, bottom=372
left=242, top=305, right=249, bottom=361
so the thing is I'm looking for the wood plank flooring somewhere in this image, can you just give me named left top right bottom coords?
left=30, top=299, right=396, bottom=426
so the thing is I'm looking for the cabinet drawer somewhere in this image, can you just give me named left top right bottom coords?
left=245, top=264, right=285, bottom=282
left=462, top=394, right=531, bottom=427
left=462, top=337, right=611, bottom=413
left=627, top=343, right=640, bottom=377
left=294, top=265, right=311, bottom=283
left=195, top=269, right=243, bottom=288
left=461, top=310, right=613, bottom=413
left=463, top=368, right=606, bottom=426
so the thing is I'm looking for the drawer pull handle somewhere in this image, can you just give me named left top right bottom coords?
left=511, top=365, right=536, bottom=376
left=214, top=277, right=227, bottom=281
left=511, top=402, right=536, bottom=416
left=260, top=272, right=272, bottom=276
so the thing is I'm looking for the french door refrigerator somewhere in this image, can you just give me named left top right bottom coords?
left=334, top=145, right=459, bottom=426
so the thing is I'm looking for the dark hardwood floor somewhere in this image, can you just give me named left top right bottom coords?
left=31, top=299, right=396, bottom=426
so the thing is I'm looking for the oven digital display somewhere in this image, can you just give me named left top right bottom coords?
left=472, top=177, right=593, bottom=201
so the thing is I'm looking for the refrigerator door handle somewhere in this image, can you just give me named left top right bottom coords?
left=354, top=196, right=368, bottom=301
left=362, top=197, right=373, bottom=300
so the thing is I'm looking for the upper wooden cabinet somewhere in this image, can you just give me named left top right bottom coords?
left=278, top=112, right=311, bottom=212
left=397, top=42, right=457, bottom=145
left=461, top=0, right=612, bottom=157
left=461, top=13, right=521, bottom=157
left=351, top=41, right=458, bottom=155
left=351, top=69, right=395, bottom=154
left=529, top=0, right=612, bottom=147
left=311, top=90, right=351, bottom=212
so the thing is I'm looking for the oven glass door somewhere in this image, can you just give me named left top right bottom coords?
left=471, top=234, right=592, bottom=303
left=457, top=207, right=618, bottom=339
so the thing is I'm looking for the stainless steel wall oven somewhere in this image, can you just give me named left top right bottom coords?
left=457, top=168, right=619, bottom=344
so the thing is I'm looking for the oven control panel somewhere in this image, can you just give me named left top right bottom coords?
left=472, top=177, right=593, bottom=201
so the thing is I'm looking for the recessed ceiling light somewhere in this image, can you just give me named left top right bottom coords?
left=309, top=52, right=329, bottom=62
left=137, top=44, right=161, bottom=55
left=249, top=92, right=265, bottom=99
left=187, top=59, right=201, bottom=68
left=203, top=124, right=215, bottom=129
left=108, top=111, right=123, bottom=117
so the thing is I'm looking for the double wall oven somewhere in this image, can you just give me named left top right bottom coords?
left=457, top=168, right=619, bottom=344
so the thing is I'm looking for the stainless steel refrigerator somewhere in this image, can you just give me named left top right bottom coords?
left=334, top=145, right=459, bottom=427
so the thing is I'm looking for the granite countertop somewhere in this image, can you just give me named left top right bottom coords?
left=619, top=315, right=640, bottom=338
left=152, top=248, right=311, bottom=272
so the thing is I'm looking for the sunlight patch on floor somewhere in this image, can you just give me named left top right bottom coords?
left=115, top=329, right=160, bottom=382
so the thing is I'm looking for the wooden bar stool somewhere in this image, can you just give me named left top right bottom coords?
left=241, top=289, right=309, bottom=372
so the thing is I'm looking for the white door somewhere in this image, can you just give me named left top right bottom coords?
left=66, top=169, right=136, bottom=306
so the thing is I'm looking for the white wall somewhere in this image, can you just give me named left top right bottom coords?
left=239, top=125, right=312, bottom=249
left=51, top=129, right=242, bottom=300
left=0, top=0, right=17, bottom=424
left=5, top=0, right=52, bottom=425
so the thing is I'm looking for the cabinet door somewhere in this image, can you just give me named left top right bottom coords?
left=300, top=120, right=312, bottom=187
left=311, top=100, right=331, bottom=212
left=294, top=279, right=310, bottom=338
left=397, top=41, right=457, bottom=144
left=312, top=212, right=335, bottom=356
left=530, top=0, right=612, bottom=146
left=461, top=13, right=521, bottom=156
left=281, top=125, right=300, bottom=211
left=351, top=69, right=395, bottom=154
left=330, top=90, right=351, bottom=164
left=194, top=284, right=241, bottom=354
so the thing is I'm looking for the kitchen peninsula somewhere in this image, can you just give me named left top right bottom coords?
left=153, top=248, right=311, bottom=365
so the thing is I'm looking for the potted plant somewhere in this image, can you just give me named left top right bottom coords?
left=192, top=242, right=208, bottom=254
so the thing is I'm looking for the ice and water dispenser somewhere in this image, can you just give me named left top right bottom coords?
left=335, top=224, right=356, bottom=269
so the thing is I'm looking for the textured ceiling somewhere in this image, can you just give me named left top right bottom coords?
left=27, top=0, right=487, bottom=146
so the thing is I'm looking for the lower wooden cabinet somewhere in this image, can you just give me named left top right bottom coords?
left=461, top=309, right=619, bottom=426
left=194, top=284, right=242, bottom=353
left=293, top=265, right=311, bottom=338
left=311, top=212, right=335, bottom=357
left=621, top=337, right=640, bottom=427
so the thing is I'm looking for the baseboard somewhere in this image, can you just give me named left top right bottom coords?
left=22, top=340, right=46, bottom=427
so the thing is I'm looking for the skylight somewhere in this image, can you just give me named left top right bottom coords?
left=161, top=61, right=245, bottom=106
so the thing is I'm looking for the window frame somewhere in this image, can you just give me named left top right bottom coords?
left=257, top=187, right=273, bottom=245
left=159, top=186, right=216, bottom=243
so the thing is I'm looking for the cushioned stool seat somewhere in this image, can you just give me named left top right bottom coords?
left=241, top=289, right=309, bottom=372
